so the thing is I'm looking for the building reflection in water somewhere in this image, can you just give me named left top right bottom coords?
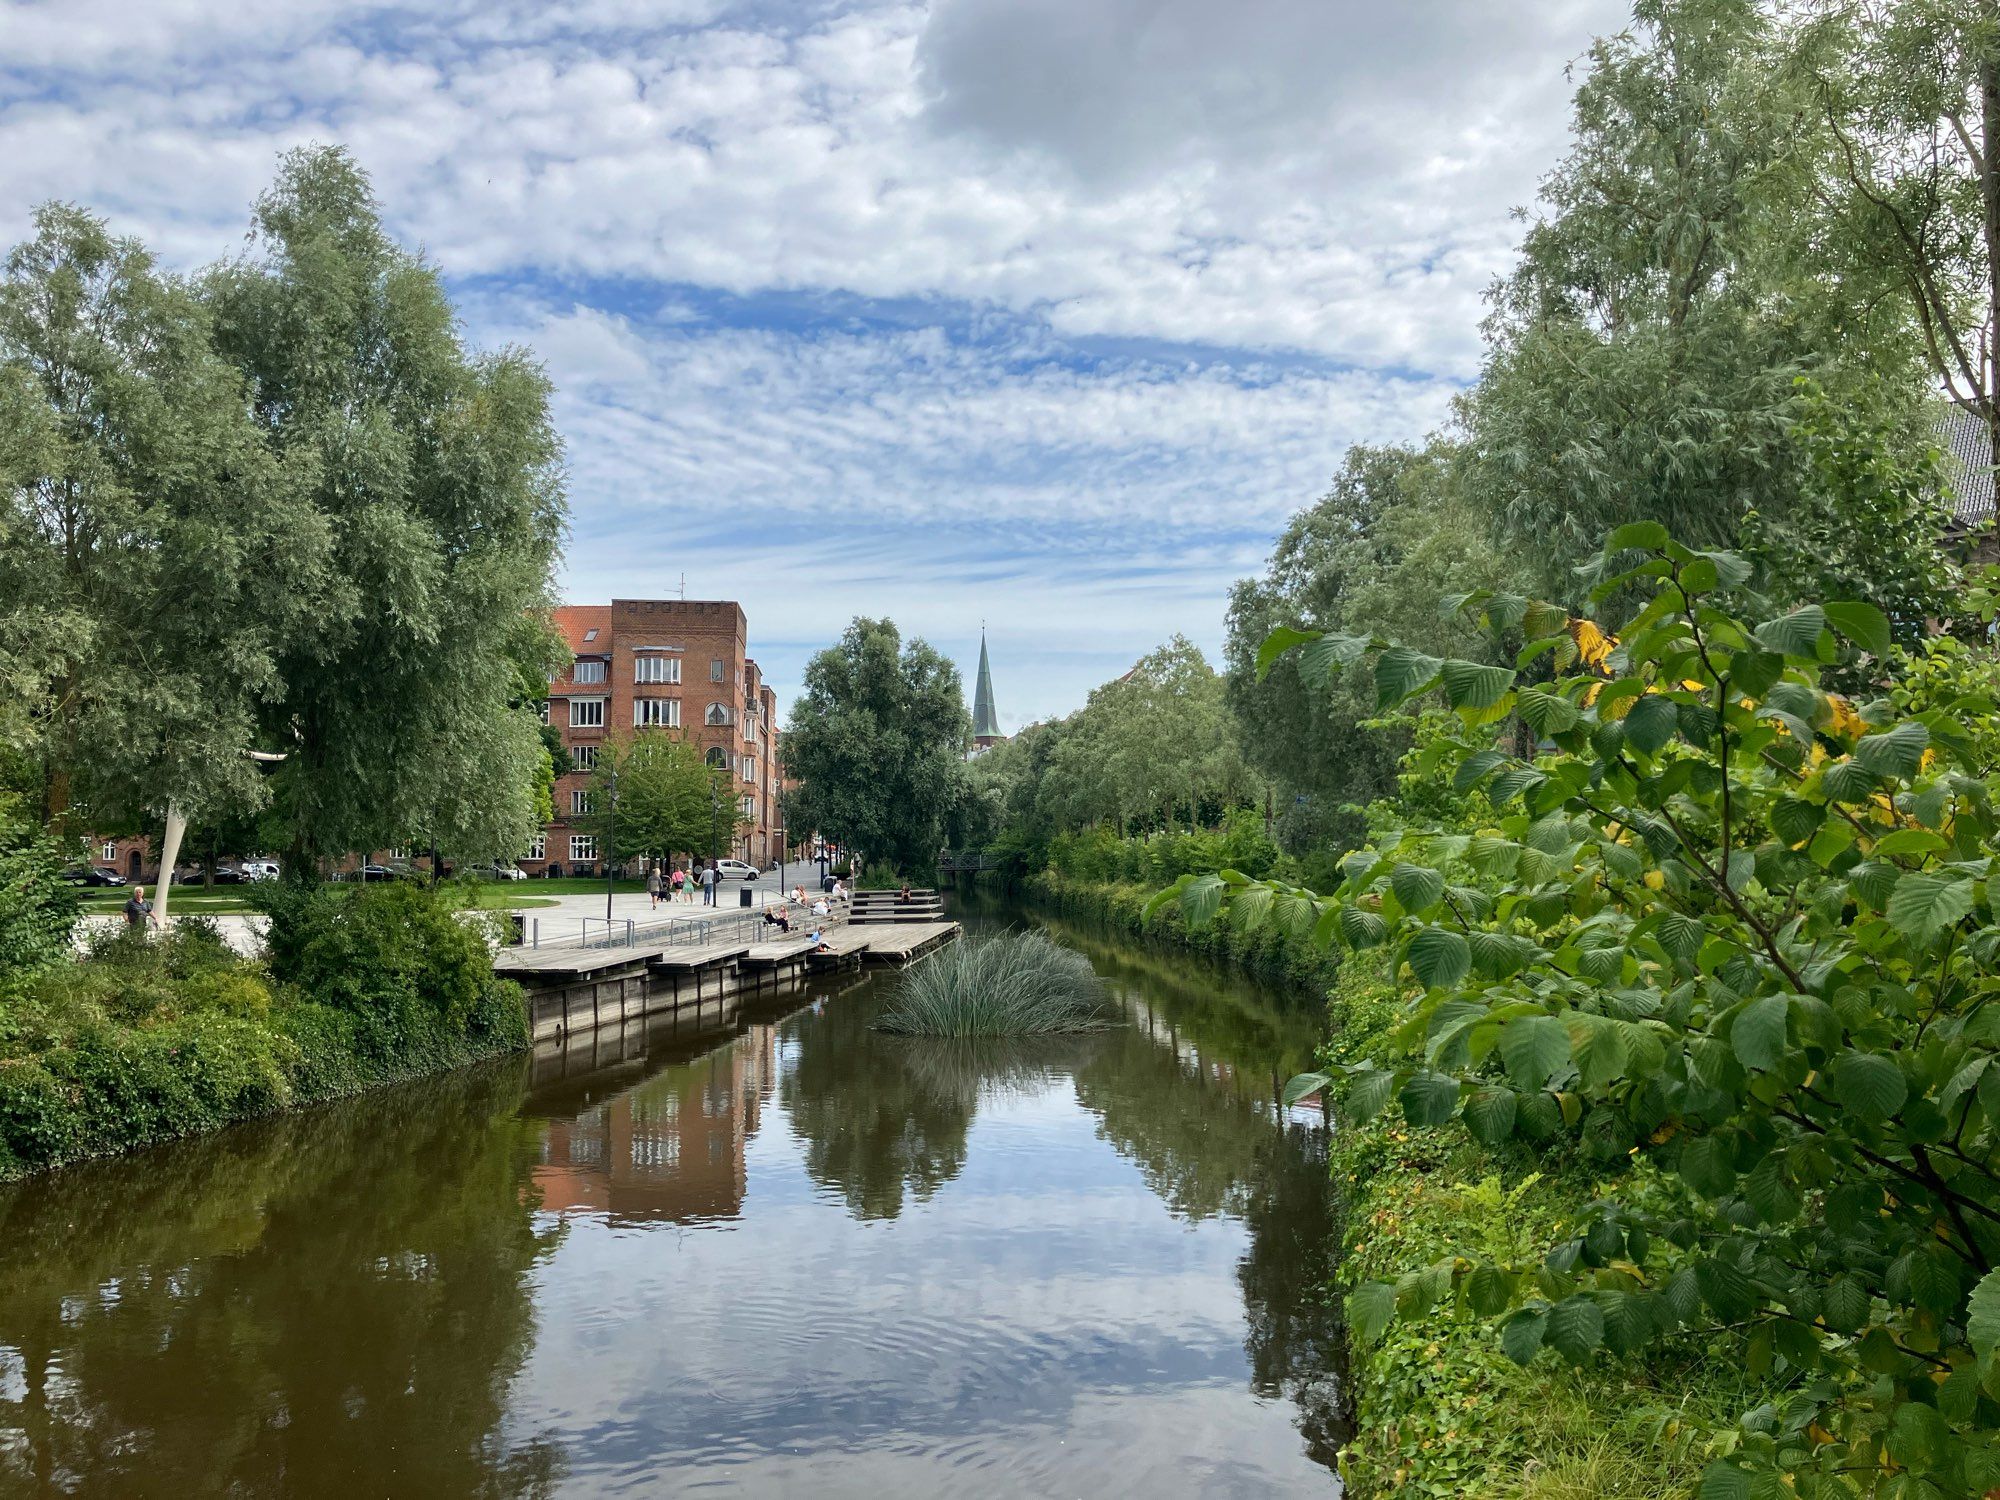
left=530, top=1022, right=778, bottom=1226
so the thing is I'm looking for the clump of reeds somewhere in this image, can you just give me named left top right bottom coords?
left=872, top=930, right=1113, bottom=1037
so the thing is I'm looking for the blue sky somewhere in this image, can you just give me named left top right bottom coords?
left=2, top=0, right=1626, bottom=728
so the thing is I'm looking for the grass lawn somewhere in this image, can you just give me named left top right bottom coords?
left=76, top=882, right=570, bottom=916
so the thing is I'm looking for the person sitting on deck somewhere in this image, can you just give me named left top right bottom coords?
left=763, top=907, right=792, bottom=933
left=812, top=897, right=830, bottom=916
left=808, top=928, right=832, bottom=953
left=831, top=879, right=849, bottom=903
left=896, top=882, right=913, bottom=903
left=791, top=883, right=806, bottom=905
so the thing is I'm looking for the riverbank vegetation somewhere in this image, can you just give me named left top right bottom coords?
left=950, top=1, right=2000, bottom=1491
left=0, top=879, right=523, bottom=1180
left=873, top=930, right=1109, bottom=1037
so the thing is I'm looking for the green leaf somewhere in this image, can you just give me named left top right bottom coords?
left=1280, top=1072, right=1330, bottom=1108
left=1347, top=1068, right=1396, bottom=1120
left=1768, top=797, right=1822, bottom=849
left=1884, top=872, right=1975, bottom=945
left=1622, top=694, right=1680, bottom=755
left=1545, top=1295, right=1605, bottom=1360
left=1606, top=520, right=1670, bottom=553
left=1346, top=1281, right=1397, bottom=1345
left=1465, top=1265, right=1511, bottom=1316
left=1390, top=862, right=1445, bottom=913
left=1754, top=604, right=1827, bottom=657
left=1854, top=720, right=1930, bottom=781
left=1697, top=1461, right=1752, bottom=1500
left=1499, top=1016, right=1570, bottom=1089
left=1655, top=912, right=1705, bottom=964
left=1454, top=748, right=1509, bottom=794
left=1336, top=905, right=1389, bottom=950
left=1728, top=648, right=1784, bottom=698
left=1298, top=633, right=1371, bottom=682
left=1822, top=758, right=1880, bottom=804
left=1407, top=927, right=1471, bottom=990
left=1567, top=1014, right=1631, bottom=1090
left=1873, top=827, right=1950, bottom=859
left=1731, top=996, right=1788, bottom=1072
left=1823, top=1274, right=1870, bottom=1333
left=1824, top=600, right=1893, bottom=657
left=1375, top=647, right=1444, bottom=709
left=1516, top=686, right=1581, bottom=736
left=1500, top=1307, right=1548, bottom=1365
left=1255, top=625, right=1320, bottom=680
left=1967, top=1267, right=2000, bottom=1375
left=1400, top=1070, right=1461, bottom=1127
left=1832, top=1050, right=1908, bottom=1122
left=1679, top=1135, right=1736, bottom=1198
left=1463, top=1086, right=1518, bottom=1144
left=1440, top=659, right=1516, bottom=710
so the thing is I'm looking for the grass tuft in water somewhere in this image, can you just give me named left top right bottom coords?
left=873, top=930, right=1114, bottom=1037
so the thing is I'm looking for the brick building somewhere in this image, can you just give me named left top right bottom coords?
left=530, top=599, right=785, bottom=876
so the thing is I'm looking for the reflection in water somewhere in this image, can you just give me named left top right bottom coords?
left=0, top=905, right=1347, bottom=1496
left=0, top=1062, right=564, bottom=1497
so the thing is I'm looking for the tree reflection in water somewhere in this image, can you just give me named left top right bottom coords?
left=0, top=1061, right=565, bottom=1498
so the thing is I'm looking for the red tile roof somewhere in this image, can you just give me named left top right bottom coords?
left=552, top=605, right=613, bottom=655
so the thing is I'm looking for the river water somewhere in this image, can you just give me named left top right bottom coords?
left=0, top=903, right=1346, bottom=1497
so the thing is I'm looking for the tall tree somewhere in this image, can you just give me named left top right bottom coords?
left=574, top=732, right=737, bottom=868
left=204, top=146, right=567, bottom=864
left=783, top=618, right=969, bottom=874
left=0, top=203, right=327, bottom=837
left=1798, top=0, right=2000, bottom=471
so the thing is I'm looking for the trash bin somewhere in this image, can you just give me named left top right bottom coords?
left=502, top=912, right=526, bottom=946
left=739, top=886, right=754, bottom=908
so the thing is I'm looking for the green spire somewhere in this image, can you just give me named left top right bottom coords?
left=972, top=632, right=1000, bottom=740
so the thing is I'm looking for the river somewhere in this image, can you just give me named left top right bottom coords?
left=0, top=901, right=1346, bottom=1496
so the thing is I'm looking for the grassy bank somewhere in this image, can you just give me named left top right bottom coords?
left=0, top=882, right=528, bottom=1180
left=1019, top=872, right=1753, bottom=1498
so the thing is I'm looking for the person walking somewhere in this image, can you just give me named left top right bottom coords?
left=671, top=865, right=686, bottom=902
left=701, top=862, right=718, bottom=907
left=123, top=884, right=154, bottom=935
left=646, top=863, right=662, bottom=909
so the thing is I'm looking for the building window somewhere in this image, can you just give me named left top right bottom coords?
left=570, top=697, right=605, bottom=729
left=571, top=789, right=595, bottom=815
left=571, top=744, right=597, bottom=771
left=574, top=658, right=606, bottom=684
left=101, top=840, right=117, bottom=862
left=634, top=698, right=680, bottom=729
left=527, top=835, right=546, bottom=862
left=710, top=658, right=725, bottom=682
left=538, top=700, right=550, bottom=725
left=705, top=703, right=733, bottom=727
left=569, top=835, right=596, bottom=862
left=706, top=746, right=729, bottom=770
left=583, top=629, right=598, bottom=643
left=740, top=755, right=755, bottom=781
left=635, top=655, right=680, bottom=684
left=740, top=795, right=756, bottom=819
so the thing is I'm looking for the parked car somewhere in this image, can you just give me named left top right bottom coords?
left=715, top=859, right=760, bottom=882
left=239, top=859, right=280, bottom=882
left=175, top=864, right=245, bottom=884
left=469, top=862, right=527, bottom=881
left=60, top=865, right=127, bottom=887
left=340, top=863, right=412, bottom=883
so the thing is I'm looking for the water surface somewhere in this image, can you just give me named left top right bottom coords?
left=0, top=905, right=1345, bottom=1496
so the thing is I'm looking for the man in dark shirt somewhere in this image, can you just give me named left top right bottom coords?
left=123, top=886, right=153, bottom=933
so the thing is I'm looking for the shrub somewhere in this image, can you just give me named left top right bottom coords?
left=874, top=930, right=1111, bottom=1036
left=0, top=816, right=78, bottom=984
left=1169, top=524, right=2000, bottom=1497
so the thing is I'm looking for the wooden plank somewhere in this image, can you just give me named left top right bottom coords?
left=647, top=941, right=752, bottom=972
left=494, top=945, right=665, bottom=977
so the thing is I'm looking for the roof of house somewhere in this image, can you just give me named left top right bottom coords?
left=1939, top=407, right=1995, bottom=524
left=551, top=605, right=613, bottom=655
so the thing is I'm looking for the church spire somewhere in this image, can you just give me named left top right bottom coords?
left=972, top=630, right=1001, bottom=745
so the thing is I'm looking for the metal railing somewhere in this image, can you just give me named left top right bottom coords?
left=524, top=904, right=834, bottom=952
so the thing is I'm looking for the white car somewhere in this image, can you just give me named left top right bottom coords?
left=478, top=862, right=528, bottom=881
left=239, top=860, right=281, bottom=882
left=714, top=859, right=760, bottom=881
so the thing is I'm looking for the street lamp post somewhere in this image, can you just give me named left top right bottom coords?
left=709, top=786, right=720, bottom=905
left=775, top=823, right=785, bottom=900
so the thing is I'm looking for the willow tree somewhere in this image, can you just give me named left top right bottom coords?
left=204, top=147, right=567, bottom=863
left=0, top=203, right=325, bottom=838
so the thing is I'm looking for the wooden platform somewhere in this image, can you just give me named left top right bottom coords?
left=848, top=888, right=947, bottom=926
left=494, top=944, right=666, bottom=978
left=857, top=921, right=959, bottom=966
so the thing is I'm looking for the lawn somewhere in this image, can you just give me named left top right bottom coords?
left=75, top=881, right=571, bottom=916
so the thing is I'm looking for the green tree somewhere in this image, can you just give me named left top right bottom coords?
left=782, top=618, right=969, bottom=874
left=1170, top=524, right=2000, bottom=1497
left=575, top=732, right=737, bottom=867
left=204, top=146, right=566, bottom=864
left=0, top=203, right=325, bottom=836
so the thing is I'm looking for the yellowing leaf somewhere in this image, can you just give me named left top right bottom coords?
left=1570, top=618, right=1615, bottom=670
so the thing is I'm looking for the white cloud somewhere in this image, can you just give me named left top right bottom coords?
left=0, top=0, right=1622, bottom=719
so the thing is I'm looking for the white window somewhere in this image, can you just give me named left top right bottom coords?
left=710, top=658, right=726, bottom=682
left=571, top=789, right=594, bottom=815
left=101, top=841, right=117, bottom=862
left=741, top=755, right=755, bottom=782
left=570, top=697, right=605, bottom=729
left=569, top=835, right=596, bottom=862
left=574, top=658, right=606, bottom=684
left=571, top=744, right=597, bottom=771
left=527, top=835, right=546, bottom=861
left=538, top=700, right=550, bottom=725
left=583, top=629, right=598, bottom=643
left=740, top=795, right=756, bottom=819
left=705, top=703, right=733, bottom=727
left=634, top=698, right=680, bottom=729
left=635, top=655, right=680, bottom=684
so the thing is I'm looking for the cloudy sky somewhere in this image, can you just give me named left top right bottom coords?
left=3, top=0, right=1626, bottom=729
